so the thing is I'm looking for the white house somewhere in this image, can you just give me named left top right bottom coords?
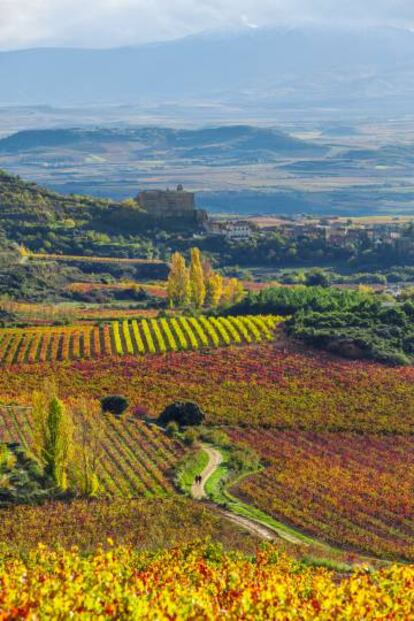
left=207, top=220, right=255, bottom=241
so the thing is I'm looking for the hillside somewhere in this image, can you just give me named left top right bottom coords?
left=0, top=126, right=324, bottom=161
left=2, top=123, right=414, bottom=216
left=0, top=228, right=18, bottom=262
left=0, top=169, right=204, bottom=255
left=0, top=168, right=112, bottom=222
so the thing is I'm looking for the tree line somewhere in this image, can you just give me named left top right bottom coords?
left=167, top=248, right=244, bottom=309
left=226, top=285, right=414, bottom=365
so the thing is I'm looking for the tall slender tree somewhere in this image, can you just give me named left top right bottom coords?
left=32, top=388, right=74, bottom=491
left=189, top=247, right=206, bottom=308
left=167, top=252, right=190, bottom=308
left=71, top=399, right=102, bottom=497
left=44, top=397, right=73, bottom=491
left=205, top=272, right=223, bottom=308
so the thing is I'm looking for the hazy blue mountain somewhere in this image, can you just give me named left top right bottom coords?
left=1, top=25, right=414, bottom=113
left=0, top=126, right=325, bottom=160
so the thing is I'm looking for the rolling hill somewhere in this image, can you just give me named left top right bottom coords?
left=0, top=125, right=325, bottom=162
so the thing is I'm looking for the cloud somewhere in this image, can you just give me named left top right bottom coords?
left=0, top=0, right=413, bottom=50
left=241, top=14, right=259, bottom=29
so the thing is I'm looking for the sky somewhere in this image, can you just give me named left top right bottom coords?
left=0, top=0, right=412, bottom=50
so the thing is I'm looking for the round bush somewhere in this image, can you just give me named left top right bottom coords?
left=100, top=395, right=129, bottom=416
left=158, top=401, right=205, bottom=428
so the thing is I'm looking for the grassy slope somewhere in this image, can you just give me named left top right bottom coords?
left=176, top=447, right=209, bottom=495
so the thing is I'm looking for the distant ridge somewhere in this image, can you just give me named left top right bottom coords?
left=1, top=25, right=414, bottom=113
left=0, top=125, right=324, bottom=159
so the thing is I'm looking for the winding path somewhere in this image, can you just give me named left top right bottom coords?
left=189, top=445, right=387, bottom=569
left=190, top=445, right=305, bottom=545
left=191, top=446, right=222, bottom=500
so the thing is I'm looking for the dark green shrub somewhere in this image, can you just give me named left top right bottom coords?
left=158, top=401, right=205, bottom=428
left=305, top=270, right=330, bottom=287
left=100, top=395, right=129, bottom=417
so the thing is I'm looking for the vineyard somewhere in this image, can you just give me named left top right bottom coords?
left=0, top=543, right=413, bottom=619
left=2, top=344, right=413, bottom=433
left=0, top=406, right=183, bottom=497
left=0, top=314, right=280, bottom=365
left=0, top=498, right=259, bottom=556
left=228, top=429, right=414, bottom=561
left=0, top=300, right=160, bottom=324
left=28, top=253, right=165, bottom=265
left=66, top=281, right=168, bottom=298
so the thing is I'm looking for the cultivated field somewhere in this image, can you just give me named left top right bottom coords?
left=28, top=253, right=166, bottom=265
left=0, top=406, right=183, bottom=497
left=66, top=281, right=168, bottom=298
left=0, top=299, right=160, bottom=324
left=2, top=343, right=413, bottom=434
left=0, top=498, right=259, bottom=556
left=228, top=429, right=414, bottom=561
left=0, top=315, right=280, bottom=364
left=1, top=543, right=413, bottom=619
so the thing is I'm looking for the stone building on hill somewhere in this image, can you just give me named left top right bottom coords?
left=137, top=185, right=207, bottom=229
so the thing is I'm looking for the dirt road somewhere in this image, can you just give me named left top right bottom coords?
left=191, top=446, right=222, bottom=500
left=189, top=444, right=383, bottom=568
left=191, top=445, right=305, bottom=545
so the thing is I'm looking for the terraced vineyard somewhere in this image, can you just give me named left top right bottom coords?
left=0, top=406, right=183, bottom=497
left=0, top=315, right=281, bottom=365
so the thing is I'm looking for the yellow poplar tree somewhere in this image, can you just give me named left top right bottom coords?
left=205, top=273, right=223, bottom=308
left=70, top=399, right=103, bottom=497
left=223, top=278, right=245, bottom=305
left=167, top=252, right=190, bottom=308
left=32, top=389, right=74, bottom=491
left=189, top=247, right=206, bottom=308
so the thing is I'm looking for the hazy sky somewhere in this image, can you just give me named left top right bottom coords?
left=0, top=0, right=411, bottom=50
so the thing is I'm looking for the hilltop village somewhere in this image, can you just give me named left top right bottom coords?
left=138, top=185, right=414, bottom=256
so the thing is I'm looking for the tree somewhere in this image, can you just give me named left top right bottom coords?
left=100, top=395, right=129, bottom=417
left=223, top=278, right=244, bottom=305
left=305, top=269, right=330, bottom=288
left=32, top=390, right=74, bottom=491
left=189, top=247, right=206, bottom=308
left=71, top=399, right=103, bottom=497
left=158, top=401, right=205, bottom=428
left=167, top=252, right=190, bottom=308
left=205, top=273, right=223, bottom=308
left=203, top=257, right=224, bottom=308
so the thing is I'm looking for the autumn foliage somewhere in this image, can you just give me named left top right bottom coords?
left=0, top=315, right=280, bottom=364
left=0, top=543, right=413, bottom=619
left=1, top=343, right=413, bottom=433
left=228, top=429, right=414, bottom=560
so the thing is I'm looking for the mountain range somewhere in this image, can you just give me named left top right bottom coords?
left=1, top=25, right=414, bottom=116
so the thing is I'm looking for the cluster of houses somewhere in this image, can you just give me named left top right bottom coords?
left=138, top=186, right=414, bottom=253
left=205, top=218, right=414, bottom=253
left=276, top=220, right=414, bottom=253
